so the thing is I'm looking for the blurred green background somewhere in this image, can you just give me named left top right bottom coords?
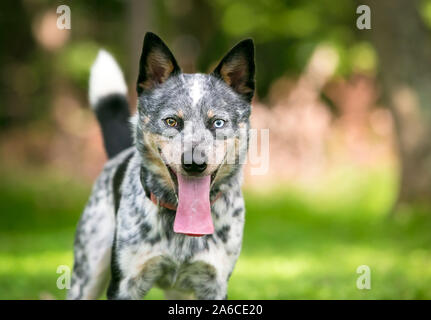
left=1, top=0, right=431, bottom=299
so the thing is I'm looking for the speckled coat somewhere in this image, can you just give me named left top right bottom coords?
left=67, top=33, right=255, bottom=300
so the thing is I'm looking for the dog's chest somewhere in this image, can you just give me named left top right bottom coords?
left=116, top=193, right=244, bottom=290
left=145, top=236, right=229, bottom=289
left=118, top=226, right=237, bottom=291
left=115, top=169, right=246, bottom=292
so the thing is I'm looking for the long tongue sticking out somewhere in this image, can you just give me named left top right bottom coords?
left=173, top=174, right=214, bottom=237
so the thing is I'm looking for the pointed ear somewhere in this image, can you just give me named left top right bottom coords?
left=212, top=39, right=255, bottom=102
left=136, top=32, right=181, bottom=94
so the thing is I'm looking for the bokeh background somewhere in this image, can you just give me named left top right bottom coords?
left=1, top=0, right=431, bottom=299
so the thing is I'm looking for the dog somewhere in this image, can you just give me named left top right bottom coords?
left=67, top=32, right=255, bottom=300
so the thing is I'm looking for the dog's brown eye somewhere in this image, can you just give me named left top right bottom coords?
left=165, top=118, right=177, bottom=127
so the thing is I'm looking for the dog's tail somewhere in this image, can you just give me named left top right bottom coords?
left=89, top=50, right=133, bottom=159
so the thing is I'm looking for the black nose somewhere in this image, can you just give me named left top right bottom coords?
left=181, top=151, right=207, bottom=173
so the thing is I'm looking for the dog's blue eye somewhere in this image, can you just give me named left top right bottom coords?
left=213, top=119, right=225, bottom=129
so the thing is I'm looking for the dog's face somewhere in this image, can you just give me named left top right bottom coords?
left=134, top=33, right=254, bottom=235
left=137, top=73, right=249, bottom=182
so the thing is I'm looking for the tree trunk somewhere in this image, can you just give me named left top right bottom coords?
left=365, top=0, right=431, bottom=208
left=127, top=0, right=156, bottom=106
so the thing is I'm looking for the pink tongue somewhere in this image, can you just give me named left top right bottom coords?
left=174, top=174, right=214, bottom=236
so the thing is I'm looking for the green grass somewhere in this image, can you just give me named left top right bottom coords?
left=1, top=164, right=431, bottom=299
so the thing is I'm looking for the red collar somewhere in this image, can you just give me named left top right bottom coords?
left=150, top=192, right=223, bottom=210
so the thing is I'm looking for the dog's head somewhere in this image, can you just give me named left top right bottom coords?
left=134, top=32, right=255, bottom=236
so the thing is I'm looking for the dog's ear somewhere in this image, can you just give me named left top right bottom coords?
left=137, top=32, right=181, bottom=94
left=212, top=39, right=255, bottom=102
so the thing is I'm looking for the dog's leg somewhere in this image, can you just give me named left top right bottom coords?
left=164, top=289, right=195, bottom=300
left=194, top=279, right=228, bottom=300
left=108, top=255, right=173, bottom=300
left=108, top=276, right=156, bottom=300
left=67, top=193, right=115, bottom=300
left=174, top=261, right=228, bottom=300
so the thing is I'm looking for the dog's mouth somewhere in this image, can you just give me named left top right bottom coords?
left=158, top=150, right=222, bottom=237
left=157, top=147, right=222, bottom=188
left=165, top=165, right=220, bottom=238
left=166, top=165, right=219, bottom=188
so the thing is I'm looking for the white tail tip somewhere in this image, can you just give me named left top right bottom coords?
left=89, top=50, right=128, bottom=108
